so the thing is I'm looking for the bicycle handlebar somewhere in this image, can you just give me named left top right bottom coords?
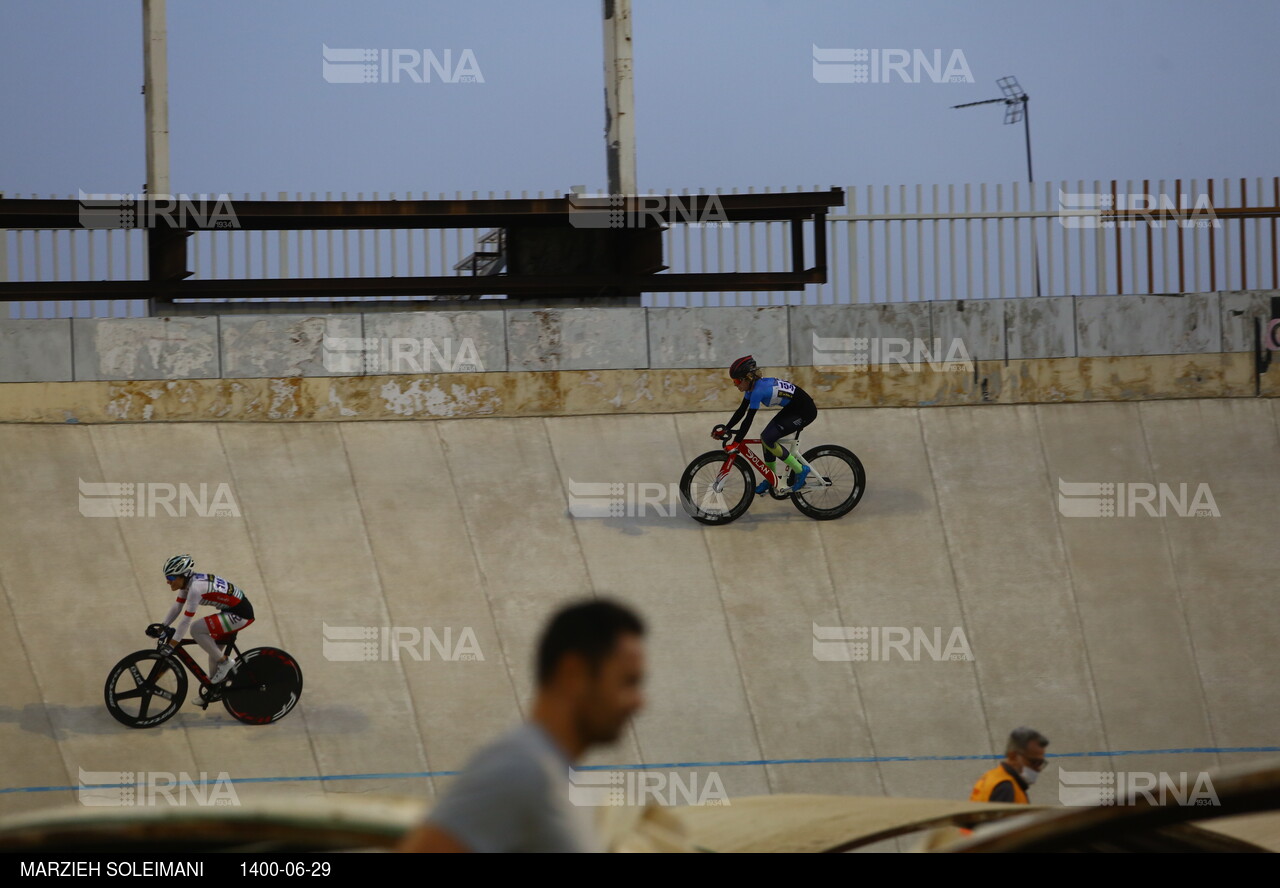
left=145, top=622, right=188, bottom=653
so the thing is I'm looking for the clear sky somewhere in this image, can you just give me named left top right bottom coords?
left=2, top=0, right=1277, bottom=197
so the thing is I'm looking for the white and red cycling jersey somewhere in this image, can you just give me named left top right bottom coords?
left=163, top=573, right=255, bottom=642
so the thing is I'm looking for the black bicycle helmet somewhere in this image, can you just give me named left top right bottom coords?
left=729, top=355, right=758, bottom=380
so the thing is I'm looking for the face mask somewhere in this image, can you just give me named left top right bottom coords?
left=1021, top=766, right=1039, bottom=786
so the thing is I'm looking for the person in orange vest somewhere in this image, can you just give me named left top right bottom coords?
left=970, top=727, right=1050, bottom=804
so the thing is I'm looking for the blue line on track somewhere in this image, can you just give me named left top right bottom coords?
left=5, top=746, right=1277, bottom=795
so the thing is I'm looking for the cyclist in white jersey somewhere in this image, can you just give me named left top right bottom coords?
left=157, top=554, right=255, bottom=684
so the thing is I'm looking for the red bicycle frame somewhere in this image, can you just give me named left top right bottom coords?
left=165, top=638, right=229, bottom=688
left=717, top=437, right=776, bottom=487
left=171, top=642, right=213, bottom=686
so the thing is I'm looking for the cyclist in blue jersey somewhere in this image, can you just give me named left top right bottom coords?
left=716, top=355, right=818, bottom=495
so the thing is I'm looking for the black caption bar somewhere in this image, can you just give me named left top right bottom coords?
left=13, top=856, right=361, bottom=881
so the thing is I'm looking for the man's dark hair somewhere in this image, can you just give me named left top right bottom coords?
left=1007, top=726, right=1050, bottom=754
left=536, top=599, right=645, bottom=686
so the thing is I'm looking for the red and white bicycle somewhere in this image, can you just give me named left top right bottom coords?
left=679, top=425, right=866, bottom=525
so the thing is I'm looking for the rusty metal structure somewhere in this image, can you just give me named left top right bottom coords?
left=0, top=190, right=843, bottom=313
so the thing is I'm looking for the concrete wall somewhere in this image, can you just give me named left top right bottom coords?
left=0, top=291, right=1275, bottom=385
left=220, top=315, right=362, bottom=378
left=507, top=307, right=645, bottom=371
left=1220, top=291, right=1276, bottom=353
left=71, top=317, right=220, bottom=381
left=0, top=353, right=1270, bottom=424
left=0, top=319, right=73, bottom=383
left=1006, top=296, right=1075, bottom=360
left=363, top=310, right=508, bottom=373
left=648, top=306, right=789, bottom=369
left=1075, top=293, right=1220, bottom=357
left=790, top=304, right=931, bottom=368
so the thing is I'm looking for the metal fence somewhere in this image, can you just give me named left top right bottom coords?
left=4, top=177, right=1277, bottom=318
left=827, top=176, right=1279, bottom=306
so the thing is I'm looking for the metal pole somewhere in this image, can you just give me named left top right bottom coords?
left=0, top=191, right=8, bottom=318
left=142, top=0, right=176, bottom=314
left=602, top=0, right=636, bottom=195
left=142, top=0, right=170, bottom=197
left=1022, top=98, right=1035, bottom=185
left=1023, top=98, right=1042, bottom=298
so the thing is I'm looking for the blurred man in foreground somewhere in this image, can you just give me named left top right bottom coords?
left=398, top=599, right=646, bottom=853
left=970, top=726, right=1050, bottom=804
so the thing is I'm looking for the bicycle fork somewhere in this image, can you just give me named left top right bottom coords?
left=711, top=461, right=733, bottom=494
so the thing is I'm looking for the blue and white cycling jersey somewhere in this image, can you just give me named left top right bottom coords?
left=746, top=377, right=798, bottom=410
left=724, top=374, right=815, bottom=447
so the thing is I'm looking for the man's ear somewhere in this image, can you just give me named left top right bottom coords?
left=556, top=651, right=592, bottom=693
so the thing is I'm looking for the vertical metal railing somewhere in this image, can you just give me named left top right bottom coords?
left=829, top=176, right=1278, bottom=303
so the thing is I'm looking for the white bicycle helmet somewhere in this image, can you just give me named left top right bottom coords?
left=163, top=554, right=195, bottom=578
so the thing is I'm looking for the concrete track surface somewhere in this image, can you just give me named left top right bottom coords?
left=2, top=400, right=1278, bottom=829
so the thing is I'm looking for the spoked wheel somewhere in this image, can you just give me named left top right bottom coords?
left=679, top=451, right=756, bottom=526
left=104, top=650, right=188, bottom=728
left=221, top=648, right=303, bottom=725
left=790, top=445, right=867, bottom=520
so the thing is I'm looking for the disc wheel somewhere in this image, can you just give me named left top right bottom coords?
left=679, top=451, right=756, bottom=526
left=221, top=648, right=304, bottom=725
left=789, top=445, right=867, bottom=520
left=104, top=650, right=187, bottom=728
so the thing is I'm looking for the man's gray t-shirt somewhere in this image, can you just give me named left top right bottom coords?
left=427, top=722, right=602, bottom=853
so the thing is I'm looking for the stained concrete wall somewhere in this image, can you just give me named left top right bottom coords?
left=931, top=301, right=1005, bottom=364
left=1220, top=291, right=1276, bottom=353
left=1006, top=296, right=1075, bottom=360
left=647, top=306, right=789, bottom=369
left=220, top=315, right=362, bottom=379
left=1076, top=293, right=1220, bottom=357
left=506, top=308, right=645, bottom=371
left=0, top=354, right=1270, bottom=424
left=363, top=311, right=507, bottom=374
left=790, top=304, right=931, bottom=368
left=0, top=291, right=1275, bottom=384
left=71, top=317, right=220, bottom=381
